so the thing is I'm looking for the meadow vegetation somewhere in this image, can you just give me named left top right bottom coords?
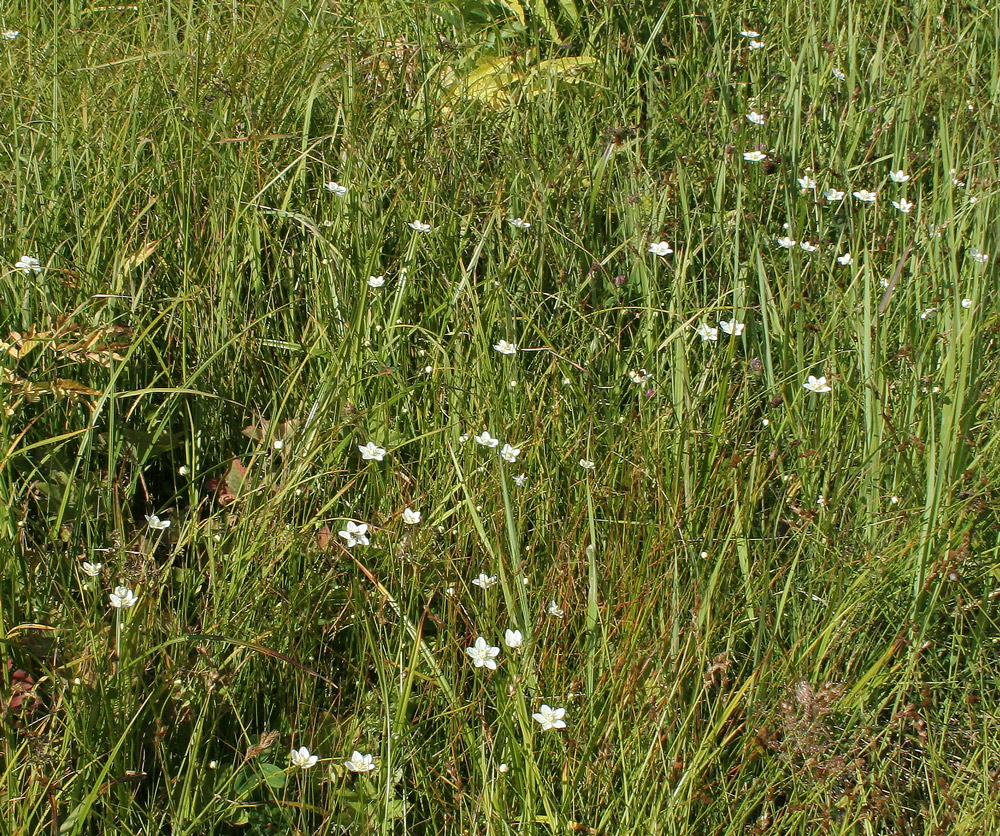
left=2, top=0, right=1000, bottom=833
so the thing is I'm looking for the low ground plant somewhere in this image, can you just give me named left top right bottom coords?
left=2, top=1, right=999, bottom=834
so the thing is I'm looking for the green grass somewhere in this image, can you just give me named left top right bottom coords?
left=2, top=1, right=1000, bottom=834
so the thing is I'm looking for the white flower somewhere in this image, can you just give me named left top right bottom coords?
left=500, top=443, right=521, bottom=463
left=290, top=746, right=319, bottom=769
left=803, top=375, right=832, bottom=393
left=272, top=439, right=284, bottom=451
left=324, top=181, right=347, bottom=196
left=344, top=751, right=376, bottom=773
left=109, top=586, right=138, bottom=608
left=961, top=298, right=973, bottom=309
left=797, top=175, right=817, bottom=190
left=408, top=220, right=432, bottom=232
left=891, top=198, right=914, bottom=213
left=508, top=217, right=531, bottom=229
left=889, top=169, right=910, bottom=183
left=832, top=67, right=846, bottom=81
left=498, top=763, right=509, bottom=773
left=578, top=459, right=595, bottom=470
left=799, top=241, right=819, bottom=253
left=359, top=441, right=386, bottom=461
left=743, top=150, right=767, bottom=162
left=824, top=188, right=845, bottom=201
left=739, top=29, right=760, bottom=37
left=970, top=248, right=989, bottom=264
left=695, top=323, right=718, bottom=342
left=2, top=30, right=19, bottom=40
left=338, top=521, right=370, bottom=548
left=493, top=339, right=517, bottom=355
left=532, top=704, right=567, bottom=731
left=920, top=308, right=936, bottom=321
left=513, top=473, right=527, bottom=487
left=547, top=600, right=565, bottom=618
left=952, top=177, right=966, bottom=187
left=458, top=433, right=470, bottom=443
left=14, top=255, right=41, bottom=274
left=718, top=318, right=745, bottom=336
left=776, top=236, right=796, bottom=249
left=504, top=628, right=523, bottom=649
left=145, top=514, right=171, bottom=530
left=466, top=636, right=501, bottom=670
left=746, top=110, right=765, bottom=125
left=648, top=241, right=673, bottom=257
left=837, top=252, right=853, bottom=266
left=402, top=507, right=421, bottom=525
left=474, top=431, right=499, bottom=448
left=852, top=189, right=877, bottom=203
left=368, top=275, right=385, bottom=288
left=748, top=40, right=765, bottom=50
left=628, top=368, right=653, bottom=383
left=82, top=561, right=102, bottom=577
left=472, top=573, right=499, bottom=589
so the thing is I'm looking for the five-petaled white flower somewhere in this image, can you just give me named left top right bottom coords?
left=837, top=252, right=853, bottom=266
left=466, top=636, right=501, bottom=670
left=889, top=169, right=910, bottom=183
left=961, top=298, right=973, bottom=309
left=368, top=275, right=385, bottom=288
left=852, top=189, right=877, bottom=203
left=803, top=375, right=832, bottom=393
left=776, top=236, right=796, bottom=249
left=145, top=514, right=171, bottom=530
left=110, top=586, right=138, bottom=609
left=500, top=443, right=521, bottom=463
left=797, top=175, right=817, bottom=190
left=82, top=561, right=102, bottom=577
left=532, top=704, right=567, bottom=730
left=578, top=459, right=595, bottom=470
left=493, top=339, right=517, bottom=355
left=970, top=248, right=989, bottom=264
left=14, top=256, right=41, bottom=274
left=891, top=198, right=913, bottom=213
left=291, top=746, right=319, bottom=769
left=743, top=150, right=767, bottom=162
left=719, top=318, right=745, bottom=336
left=748, top=40, right=765, bottom=50
left=628, top=368, right=652, bottom=384
left=345, top=751, right=376, bottom=773
left=408, top=220, right=432, bottom=232
left=799, top=241, right=819, bottom=253
left=402, top=508, right=421, bottom=525
left=547, top=600, right=565, bottom=617
left=824, top=188, right=845, bottom=201
left=739, top=29, right=760, bottom=38
left=2, top=30, right=19, bottom=40
left=746, top=111, right=765, bottom=125
left=472, top=573, right=499, bottom=589
left=696, top=323, right=718, bottom=342
left=504, top=628, right=523, bottom=649
left=508, top=217, right=531, bottom=229
left=474, top=431, right=499, bottom=448
left=513, top=473, right=527, bottom=487
left=648, top=241, right=673, bottom=257
left=338, top=521, right=370, bottom=548
left=359, top=442, right=386, bottom=461
left=324, top=181, right=347, bottom=196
